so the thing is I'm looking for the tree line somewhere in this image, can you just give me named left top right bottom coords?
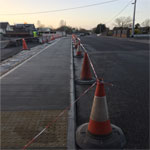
left=37, top=17, right=150, bottom=34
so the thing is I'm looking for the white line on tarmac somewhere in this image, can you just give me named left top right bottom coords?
left=0, top=39, right=60, bottom=80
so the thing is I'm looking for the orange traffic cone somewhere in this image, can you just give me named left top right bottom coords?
left=80, top=52, right=92, bottom=80
left=75, top=40, right=80, bottom=49
left=88, top=80, right=112, bottom=135
left=72, top=34, right=75, bottom=38
left=72, top=34, right=76, bottom=40
left=51, top=35, right=55, bottom=40
left=75, top=43, right=78, bottom=49
left=22, top=39, right=29, bottom=50
left=76, top=52, right=95, bottom=84
left=76, top=80, right=126, bottom=149
left=75, top=44, right=83, bottom=58
left=72, top=38, right=76, bottom=47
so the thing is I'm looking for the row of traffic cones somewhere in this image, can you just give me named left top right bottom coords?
left=72, top=34, right=83, bottom=57
left=42, top=35, right=55, bottom=44
left=72, top=35, right=126, bottom=149
left=72, top=35, right=95, bottom=84
left=22, top=34, right=60, bottom=50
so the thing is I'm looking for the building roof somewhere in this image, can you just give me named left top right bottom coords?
left=15, top=24, right=35, bottom=28
left=0, top=22, right=9, bottom=29
left=14, top=24, right=36, bottom=32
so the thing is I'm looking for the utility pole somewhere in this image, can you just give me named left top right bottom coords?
left=131, top=0, right=137, bottom=37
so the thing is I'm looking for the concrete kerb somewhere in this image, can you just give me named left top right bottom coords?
left=67, top=38, right=76, bottom=150
left=74, top=55, right=83, bottom=58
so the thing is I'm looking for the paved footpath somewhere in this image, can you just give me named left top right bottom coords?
left=1, top=37, right=71, bottom=149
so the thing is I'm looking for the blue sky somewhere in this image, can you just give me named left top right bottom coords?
left=0, top=0, right=149, bottom=29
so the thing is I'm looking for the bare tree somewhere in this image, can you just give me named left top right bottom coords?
left=141, top=19, right=150, bottom=27
left=114, top=16, right=132, bottom=28
left=135, top=23, right=140, bottom=29
left=36, top=20, right=45, bottom=28
left=37, top=20, right=41, bottom=27
left=59, top=20, right=66, bottom=27
left=48, top=25, right=54, bottom=29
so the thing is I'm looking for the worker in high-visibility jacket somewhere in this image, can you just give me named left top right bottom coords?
left=33, top=31, right=38, bottom=37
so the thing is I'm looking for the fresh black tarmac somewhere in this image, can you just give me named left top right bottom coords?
left=74, top=35, right=149, bottom=149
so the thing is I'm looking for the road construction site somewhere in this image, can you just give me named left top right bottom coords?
left=0, top=36, right=54, bottom=61
left=0, top=35, right=149, bottom=149
left=74, top=35, right=149, bottom=149
left=0, top=39, right=40, bottom=61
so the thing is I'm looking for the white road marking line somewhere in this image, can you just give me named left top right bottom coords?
left=0, top=39, right=60, bottom=79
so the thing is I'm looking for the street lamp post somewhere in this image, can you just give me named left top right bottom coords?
left=131, top=0, right=137, bottom=37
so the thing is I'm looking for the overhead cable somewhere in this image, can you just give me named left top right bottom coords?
left=0, top=0, right=120, bottom=16
left=106, top=0, right=133, bottom=24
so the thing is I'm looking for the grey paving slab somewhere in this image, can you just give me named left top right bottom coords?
left=1, top=37, right=71, bottom=111
left=1, top=110, right=68, bottom=149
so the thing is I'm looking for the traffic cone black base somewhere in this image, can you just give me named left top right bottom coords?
left=76, top=78, right=96, bottom=85
left=76, top=123, right=126, bottom=149
left=74, top=55, right=83, bottom=58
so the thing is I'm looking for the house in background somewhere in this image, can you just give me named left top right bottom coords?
left=113, top=27, right=130, bottom=38
left=6, top=23, right=36, bottom=37
left=0, top=22, right=13, bottom=34
left=14, top=24, right=36, bottom=33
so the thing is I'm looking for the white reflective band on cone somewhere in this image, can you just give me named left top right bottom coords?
left=90, top=96, right=109, bottom=122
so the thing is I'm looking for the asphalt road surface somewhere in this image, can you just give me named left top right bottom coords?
left=0, top=42, right=40, bottom=61
left=75, top=35, right=149, bottom=149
